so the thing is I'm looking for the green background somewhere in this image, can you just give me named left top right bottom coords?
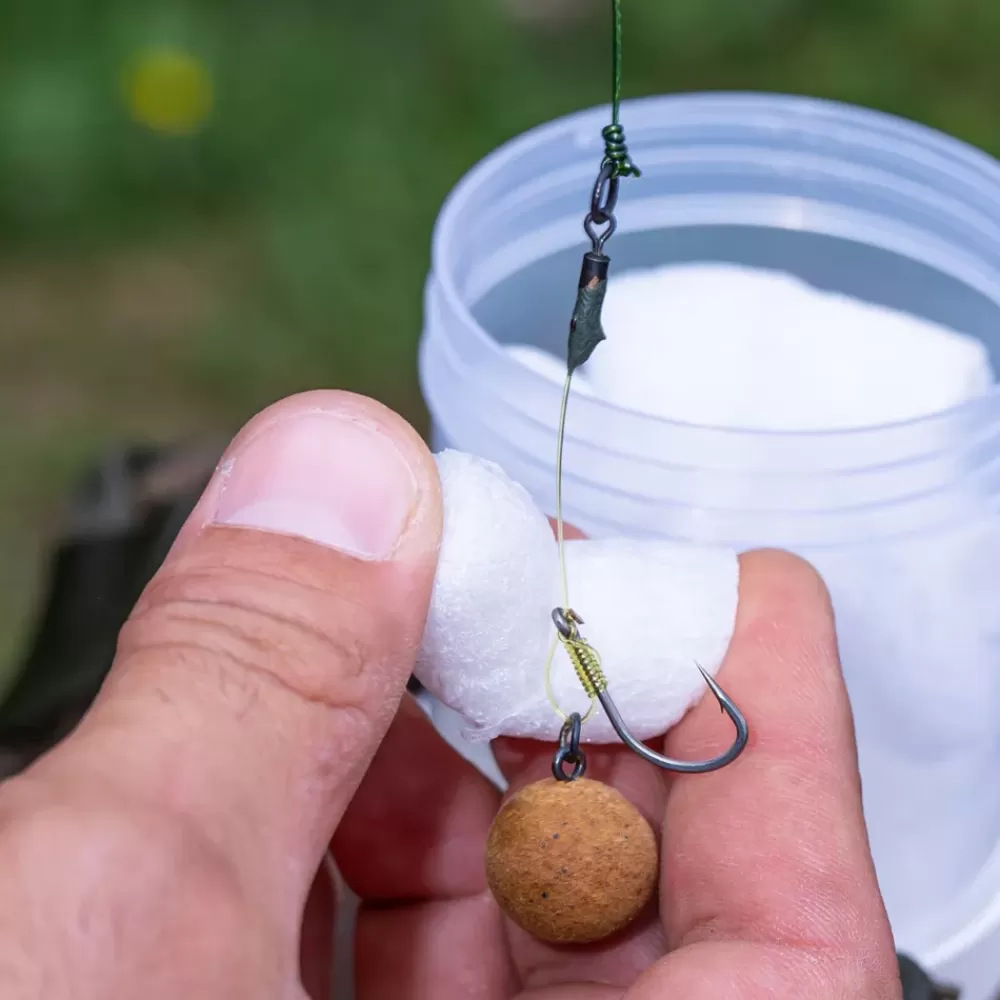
left=2, top=0, right=999, bottom=682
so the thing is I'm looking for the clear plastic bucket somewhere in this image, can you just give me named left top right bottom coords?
left=418, top=92, right=1000, bottom=992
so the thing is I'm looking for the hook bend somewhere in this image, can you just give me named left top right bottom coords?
left=598, top=666, right=748, bottom=774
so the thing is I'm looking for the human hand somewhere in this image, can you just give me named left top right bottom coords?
left=0, top=391, right=900, bottom=999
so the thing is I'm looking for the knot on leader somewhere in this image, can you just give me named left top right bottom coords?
left=601, top=123, right=640, bottom=179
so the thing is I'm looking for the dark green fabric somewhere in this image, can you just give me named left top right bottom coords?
left=0, top=444, right=218, bottom=770
left=897, top=954, right=961, bottom=999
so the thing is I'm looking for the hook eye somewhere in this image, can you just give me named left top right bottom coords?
left=552, top=712, right=586, bottom=782
left=552, top=607, right=579, bottom=639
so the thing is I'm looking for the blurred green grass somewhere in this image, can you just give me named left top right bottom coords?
left=2, top=0, right=1000, bottom=683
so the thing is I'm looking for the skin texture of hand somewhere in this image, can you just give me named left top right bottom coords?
left=0, top=390, right=901, bottom=999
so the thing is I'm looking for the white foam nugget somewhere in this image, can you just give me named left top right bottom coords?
left=414, top=450, right=740, bottom=743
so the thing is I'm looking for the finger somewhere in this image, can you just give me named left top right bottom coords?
left=332, top=695, right=515, bottom=999
left=300, top=860, right=335, bottom=1000
left=516, top=989, right=620, bottom=1000
left=333, top=696, right=501, bottom=901
left=657, top=550, right=896, bottom=989
left=21, top=390, right=443, bottom=906
left=625, top=938, right=896, bottom=1000
left=547, top=517, right=586, bottom=541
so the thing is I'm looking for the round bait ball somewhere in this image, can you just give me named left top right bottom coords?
left=485, top=778, right=658, bottom=944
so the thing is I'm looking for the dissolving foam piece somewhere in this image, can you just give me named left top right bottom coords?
left=415, top=450, right=740, bottom=743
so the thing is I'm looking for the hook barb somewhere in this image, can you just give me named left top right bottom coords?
left=597, top=666, right=748, bottom=774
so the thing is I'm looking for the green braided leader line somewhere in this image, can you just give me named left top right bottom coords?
left=602, top=0, right=640, bottom=179
left=612, top=0, right=624, bottom=126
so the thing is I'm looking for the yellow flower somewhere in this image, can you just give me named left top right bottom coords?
left=123, top=48, right=214, bottom=137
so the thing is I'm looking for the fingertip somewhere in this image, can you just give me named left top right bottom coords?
left=729, top=548, right=848, bottom=746
left=227, top=390, right=433, bottom=473
left=737, top=549, right=835, bottom=630
left=172, top=390, right=443, bottom=561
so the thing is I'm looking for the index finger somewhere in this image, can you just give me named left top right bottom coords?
left=660, top=550, right=894, bottom=962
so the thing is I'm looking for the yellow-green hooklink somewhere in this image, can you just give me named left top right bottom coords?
left=543, top=2, right=749, bottom=776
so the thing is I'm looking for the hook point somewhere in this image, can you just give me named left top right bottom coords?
left=695, top=663, right=726, bottom=714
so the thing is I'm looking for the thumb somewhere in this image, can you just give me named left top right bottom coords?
left=27, top=390, right=442, bottom=901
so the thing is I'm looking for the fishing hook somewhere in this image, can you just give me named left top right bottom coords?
left=552, top=607, right=749, bottom=774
